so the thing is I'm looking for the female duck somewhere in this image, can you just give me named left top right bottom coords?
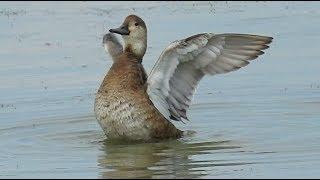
left=94, top=15, right=273, bottom=142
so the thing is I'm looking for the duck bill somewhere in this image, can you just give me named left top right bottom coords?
left=109, top=25, right=129, bottom=35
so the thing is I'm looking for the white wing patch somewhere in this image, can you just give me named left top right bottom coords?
left=147, top=33, right=273, bottom=122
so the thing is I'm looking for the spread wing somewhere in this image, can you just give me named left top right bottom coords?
left=146, top=33, right=273, bottom=122
left=103, top=33, right=123, bottom=61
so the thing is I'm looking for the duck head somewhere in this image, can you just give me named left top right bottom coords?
left=109, top=15, right=147, bottom=60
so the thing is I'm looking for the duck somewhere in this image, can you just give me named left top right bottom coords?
left=94, top=14, right=273, bottom=142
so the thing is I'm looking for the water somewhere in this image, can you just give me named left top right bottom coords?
left=1, top=1, right=320, bottom=178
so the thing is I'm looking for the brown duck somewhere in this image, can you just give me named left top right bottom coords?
left=94, top=14, right=273, bottom=142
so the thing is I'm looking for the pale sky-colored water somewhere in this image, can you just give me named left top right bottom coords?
left=0, top=1, right=320, bottom=178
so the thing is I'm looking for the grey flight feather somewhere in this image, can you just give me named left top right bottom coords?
left=103, top=33, right=123, bottom=61
left=147, top=33, right=273, bottom=122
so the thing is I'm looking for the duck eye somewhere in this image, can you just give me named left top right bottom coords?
left=134, top=22, right=139, bottom=26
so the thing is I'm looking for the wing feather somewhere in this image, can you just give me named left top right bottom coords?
left=147, top=33, right=273, bottom=122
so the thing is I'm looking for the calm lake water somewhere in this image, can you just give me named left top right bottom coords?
left=1, top=1, right=320, bottom=178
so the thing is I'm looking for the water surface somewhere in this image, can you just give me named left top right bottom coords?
left=1, top=1, right=320, bottom=178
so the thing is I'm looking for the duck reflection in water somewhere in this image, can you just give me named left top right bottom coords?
left=97, top=138, right=249, bottom=178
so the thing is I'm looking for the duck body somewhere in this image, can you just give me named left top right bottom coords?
left=94, top=53, right=182, bottom=142
left=95, top=14, right=273, bottom=142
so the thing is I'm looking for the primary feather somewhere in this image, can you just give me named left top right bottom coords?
left=147, top=33, right=273, bottom=122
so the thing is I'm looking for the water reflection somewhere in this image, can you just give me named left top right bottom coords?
left=97, top=138, right=247, bottom=178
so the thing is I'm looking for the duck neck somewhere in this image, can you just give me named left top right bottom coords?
left=124, top=39, right=146, bottom=62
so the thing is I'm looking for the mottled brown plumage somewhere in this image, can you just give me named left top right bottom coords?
left=95, top=15, right=183, bottom=141
left=95, top=52, right=182, bottom=142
